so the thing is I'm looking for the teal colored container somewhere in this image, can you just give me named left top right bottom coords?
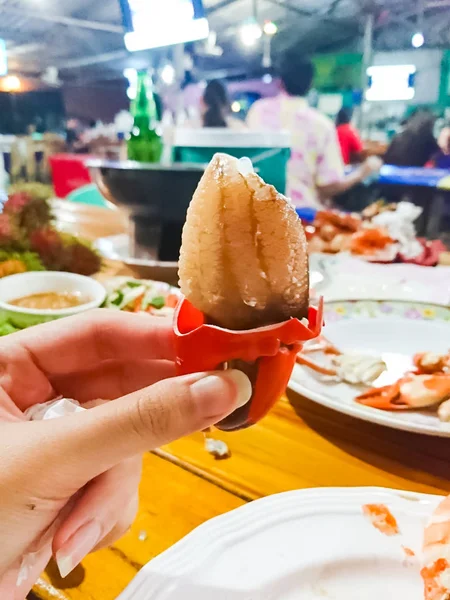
left=67, top=183, right=110, bottom=207
left=174, top=129, right=291, bottom=194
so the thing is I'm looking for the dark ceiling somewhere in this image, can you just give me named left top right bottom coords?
left=1, top=0, right=450, bottom=83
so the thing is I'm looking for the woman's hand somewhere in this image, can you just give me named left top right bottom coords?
left=0, top=309, right=251, bottom=599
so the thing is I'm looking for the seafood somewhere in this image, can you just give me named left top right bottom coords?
left=422, top=495, right=450, bottom=600
left=362, top=504, right=399, bottom=536
left=296, top=336, right=386, bottom=385
left=356, top=374, right=450, bottom=411
left=349, top=227, right=395, bottom=256
left=175, top=153, right=320, bottom=431
left=415, top=352, right=450, bottom=375
left=308, top=210, right=360, bottom=254
left=362, top=200, right=397, bottom=220
left=178, top=153, right=309, bottom=330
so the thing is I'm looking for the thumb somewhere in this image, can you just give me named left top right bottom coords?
left=40, top=369, right=251, bottom=485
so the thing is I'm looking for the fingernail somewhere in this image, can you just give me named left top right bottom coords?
left=191, top=369, right=252, bottom=416
left=16, top=553, right=35, bottom=587
left=55, top=520, right=102, bottom=578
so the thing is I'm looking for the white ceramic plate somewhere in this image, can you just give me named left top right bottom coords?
left=309, top=253, right=450, bottom=305
left=117, top=487, right=441, bottom=600
left=289, top=300, right=450, bottom=437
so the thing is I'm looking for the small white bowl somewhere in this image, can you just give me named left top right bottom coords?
left=0, top=271, right=106, bottom=328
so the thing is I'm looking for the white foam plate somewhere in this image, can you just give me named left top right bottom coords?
left=289, top=300, right=450, bottom=437
left=117, top=487, right=441, bottom=600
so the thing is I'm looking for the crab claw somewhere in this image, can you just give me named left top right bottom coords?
left=356, top=374, right=450, bottom=411
left=173, top=296, right=323, bottom=431
left=355, top=382, right=406, bottom=410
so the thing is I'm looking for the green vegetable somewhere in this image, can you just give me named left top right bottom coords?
left=110, top=290, right=124, bottom=307
left=0, top=322, right=20, bottom=336
left=126, top=281, right=144, bottom=288
left=150, top=296, right=165, bottom=309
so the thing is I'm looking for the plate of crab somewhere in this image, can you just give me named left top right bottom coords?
left=117, top=486, right=450, bottom=600
left=289, top=300, right=450, bottom=437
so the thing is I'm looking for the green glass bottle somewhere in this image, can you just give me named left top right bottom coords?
left=127, top=71, right=163, bottom=163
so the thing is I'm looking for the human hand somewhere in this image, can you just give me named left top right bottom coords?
left=360, top=155, right=383, bottom=179
left=0, top=309, right=251, bottom=599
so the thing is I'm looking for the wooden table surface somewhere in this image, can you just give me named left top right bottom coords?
left=33, top=202, right=450, bottom=600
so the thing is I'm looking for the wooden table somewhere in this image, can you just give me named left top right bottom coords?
left=32, top=202, right=450, bottom=600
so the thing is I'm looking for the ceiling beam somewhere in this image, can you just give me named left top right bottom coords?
left=265, top=0, right=316, bottom=17
left=206, top=0, right=241, bottom=15
left=57, top=50, right=128, bottom=70
left=0, top=8, right=124, bottom=33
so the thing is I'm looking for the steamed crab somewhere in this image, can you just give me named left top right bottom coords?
left=356, top=351, right=450, bottom=421
left=296, top=336, right=387, bottom=386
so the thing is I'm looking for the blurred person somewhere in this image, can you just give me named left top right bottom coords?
left=335, top=107, right=364, bottom=165
left=201, top=80, right=246, bottom=130
left=0, top=310, right=251, bottom=598
left=65, top=118, right=80, bottom=152
left=427, top=126, right=450, bottom=169
left=384, top=111, right=439, bottom=167
left=247, top=51, right=381, bottom=208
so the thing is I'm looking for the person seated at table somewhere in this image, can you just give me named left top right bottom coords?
left=246, top=50, right=381, bottom=208
left=201, top=80, right=246, bottom=130
left=335, top=107, right=364, bottom=165
left=427, top=126, right=450, bottom=169
left=384, top=111, right=440, bottom=167
left=0, top=310, right=251, bottom=598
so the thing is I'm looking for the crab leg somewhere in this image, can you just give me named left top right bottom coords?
left=296, top=354, right=337, bottom=376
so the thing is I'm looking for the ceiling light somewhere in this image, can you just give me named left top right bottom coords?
left=239, top=21, right=262, bottom=47
left=231, top=101, right=241, bottom=113
left=3, top=75, right=21, bottom=91
left=161, top=63, right=175, bottom=85
left=263, top=21, right=278, bottom=36
left=412, top=31, right=424, bottom=48
left=262, top=73, right=273, bottom=83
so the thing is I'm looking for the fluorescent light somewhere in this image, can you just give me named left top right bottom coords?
left=239, top=21, right=262, bottom=47
left=263, top=21, right=277, bottom=36
left=124, top=17, right=209, bottom=51
left=366, top=65, right=416, bottom=102
left=412, top=32, right=424, bottom=48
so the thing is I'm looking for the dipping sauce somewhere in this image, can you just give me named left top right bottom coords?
left=9, top=292, right=89, bottom=310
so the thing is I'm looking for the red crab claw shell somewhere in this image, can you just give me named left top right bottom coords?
left=355, top=382, right=407, bottom=410
left=356, top=374, right=450, bottom=411
left=173, top=296, right=323, bottom=431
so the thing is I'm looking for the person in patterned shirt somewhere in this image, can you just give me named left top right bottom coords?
left=247, top=51, right=381, bottom=208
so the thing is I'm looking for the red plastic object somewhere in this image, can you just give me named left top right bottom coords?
left=173, top=297, right=323, bottom=431
left=49, top=154, right=94, bottom=198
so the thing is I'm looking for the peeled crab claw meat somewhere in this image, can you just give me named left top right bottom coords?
left=173, top=296, right=323, bottom=431
left=178, top=153, right=309, bottom=331
left=176, top=153, right=314, bottom=430
left=356, top=374, right=450, bottom=411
